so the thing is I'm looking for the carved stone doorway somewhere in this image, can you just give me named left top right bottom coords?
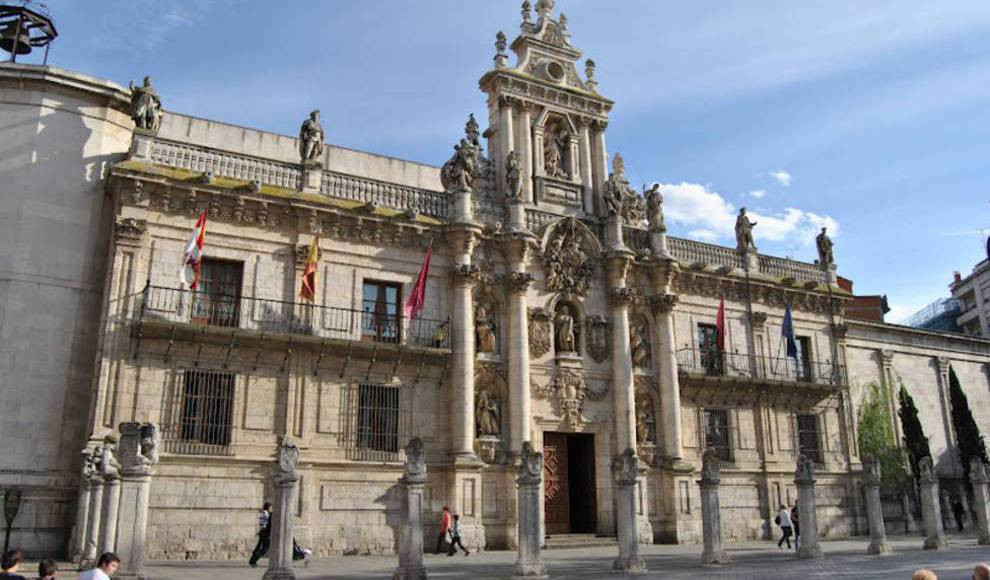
left=543, top=431, right=597, bottom=535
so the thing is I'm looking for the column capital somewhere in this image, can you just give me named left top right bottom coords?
left=499, top=231, right=539, bottom=265
left=609, top=286, right=639, bottom=307
left=590, top=118, right=609, bottom=131
left=749, top=310, right=768, bottom=328
left=880, top=349, right=895, bottom=369
left=451, top=263, right=481, bottom=287
left=935, top=356, right=951, bottom=375
left=113, top=217, right=147, bottom=246
left=447, top=225, right=482, bottom=254
left=507, top=272, right=534, bottom=294
left=832, top=321, right=849, bottom=340
left=647, top=293, right=678, bottom=315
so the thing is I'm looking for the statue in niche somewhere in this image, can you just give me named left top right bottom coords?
left=645, top=183, right=665, bottom=233
left=476, top=389, right=501, bottom=438
left=544, top=217, right=595, bottom=297
left=735, top=207, right=758, bottom=252
left=555, top=304, right=576, bottom=353
left=440, top=138, right=480, bottom=193
left=630, top=320, right=651, bottom=368
left=816, top=226, right=834, bottom=269
left=543, top=121, right=569, bottom=179
left=475, top=304, right=498, bottom=354
left=506, top=151, right=523, bottom=201
left=635, top=396, right=655, bottom=444
left=299, top=110, right=325, bottom=163
left=129, top=76, right=163, bottom=133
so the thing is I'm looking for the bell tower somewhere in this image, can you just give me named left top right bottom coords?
left=480, top=0, right=613, bottom=221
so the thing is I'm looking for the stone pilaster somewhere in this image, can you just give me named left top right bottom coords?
left=518, top=103, right=534, bottom=204
left=795, top=455, right=823, bottom=559
left=115, top=422, right=158, bottom=580
left=591, top=119, right=608, bottom=197
left=698, top=449, right=728, bottom=566
left=265, top=438, right=300, bottom=580
left=934, top=357, right=959, bottom=475
left=918, top=457, right=947, bottom=550
left=80, top=475, right=104, bottom=570
left=498, top=96, right=515, bottom=195
left=513, top=442, right=548, bottom=580
left=969, top=458, right=990, bottom=545
left=577, top=116, right=594, bottom=214
left=394, top=439, right=428, bottom=580
left=879, top=350, right=903, bottom=448
left=862, top=456, right=892, bottom=555
left=612, top=449, right=647, bottom=574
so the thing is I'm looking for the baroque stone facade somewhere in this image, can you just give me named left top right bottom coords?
left=1, top=2, right=990, bottom=561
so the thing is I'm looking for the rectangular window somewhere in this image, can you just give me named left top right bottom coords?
left=361, top=280, right=401, bottom=344
left=356, top=383, right=400, bottom=454
left=792, top=336, right=812, bottom=381
left=191, top=258, right=243, bottom=328
left=166, top=369, right=235, bottom=455
left=703, top=408, right=732, bottom=462
left=697, top=323, right=722, bottom=376
left=797, top=413, right=822, bottom=464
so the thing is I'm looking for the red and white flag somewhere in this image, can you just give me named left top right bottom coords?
left=403, top=241, right=432, bottom=319
left=180, top=210, right=207, bottom=290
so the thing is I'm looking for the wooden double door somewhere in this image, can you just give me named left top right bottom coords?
left=543, top=432, right=597, bottom=535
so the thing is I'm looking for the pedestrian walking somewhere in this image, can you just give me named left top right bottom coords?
left=952, top=497, right=966, bottom=532
left=78, top=553, right=119, bottom=580
left=447, top=514, right=470, bottom=556
left=775, top=505, right=793, bottom=549
left=249, top=501, right=273, bottom=567
left=0, top=549, right=26, bottom=580
left=434, top=505, right=452, bottom=555
left=38, top=559, right=57, bottom=580
left=791, top=505, right=800, bottom=551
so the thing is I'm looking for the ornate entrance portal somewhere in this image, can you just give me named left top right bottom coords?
left=543, top=432, right=597, bottom=535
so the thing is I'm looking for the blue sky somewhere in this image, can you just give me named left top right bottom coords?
left=38, top=0, right=990, bottom=322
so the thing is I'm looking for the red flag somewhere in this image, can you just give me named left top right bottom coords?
left=299, top=235, right=319, bottom=301
left=180, top=210, right=207, bottom=290
left=403, top=242, right=432, bottom=319
left=715, top=297, right=726, bottom=352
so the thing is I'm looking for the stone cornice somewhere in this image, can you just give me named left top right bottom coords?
left=479, top=69, right=613, bottom=116
left=672, top=269, right=845, bottom=316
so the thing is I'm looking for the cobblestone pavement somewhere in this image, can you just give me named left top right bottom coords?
left=50, top=535, right=989, bottom=579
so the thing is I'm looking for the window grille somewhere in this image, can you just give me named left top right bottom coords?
left=697, top=324, right=722, bottom=376
left=797, top=413, right=823, bottom=465
left=703, top=408, right=732, bottom=462
left=340, top=382, right=406, bottom=462
left=162, top=369, right=236, bottom=456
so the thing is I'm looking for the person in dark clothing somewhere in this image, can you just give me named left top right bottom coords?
left=38, top=559, right=57, bottom=580
left=0, top=549, right=27, bottom=580
left=791, top=506, right=800, bottom=551
left=249, top=502, right=273, bottom=567
left=446, top=514, right=470, bottom=557
left=952, top=497, right=966, bottom=532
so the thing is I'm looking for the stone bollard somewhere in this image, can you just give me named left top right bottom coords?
left=795, top=454, right=823, bottom=559
left=115, top=422, right=159, bottom=579
left=969, top=458, right=990, bottom=545
left=393, top=438, right=428, bottom=580
left=513, top=442, right=548, bottom=579
left=918, top=457, right=947, bottom=550
left=613, top=449, right=647, bottom=574
left=698, top=448, right=728, bottom=566
left=79, top=456, right=104, bottom=570
left=862, top=456, right=892, bottom=555
left=264, top=437, right=300, bottom=580
left=98, top=439, right=122, bottom=554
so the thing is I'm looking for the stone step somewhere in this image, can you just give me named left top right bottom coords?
left=544, top=534, right=619, bottom=550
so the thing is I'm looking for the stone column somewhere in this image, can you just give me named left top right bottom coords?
left=507, top=271, right=534, bottom=455
left=918, top=456, right=946, bottom=549
left=698, top=448, right=728, bottom=566
left=609, top=285, right=637, bottom=453
left=647, top=260, right=682, bottom=462
left=862, top=456, right=892, bottom=555
left=591, top=120, right=608, bottom=196
left=518, top=104, right=533, bottom=203
left=578, top=117, right=594, bottom=213
left=879, top=350, right=903, bottom=449
left=265, top=437, right=301, bottom=580
left=498, top=96, right=515, bottom=194
left=613, top=449, right=647, bottom=574
left=513, top=442, right=548, bottom=579
left=969, top=458, right=990, bottom=545
left=934, top=357, right=960, bottom=475
left=394, top=439, right=428, bottom=580
left=98, top=442, right=122, bottom=555
left=70, top=449, right=96, bottom=564
left=115, top=422, right=158, bottom=579
left=449, top=230, right=480, bottom=460
left=80, top=474, right=104, bottom=569
left=795, top=455, right=823, bottom=559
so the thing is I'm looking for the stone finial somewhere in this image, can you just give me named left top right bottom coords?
left=701, top=447, right=720, bottom=483
left=863, top=455, right=881, bottom=486
left=585, top=59, right=596, bottom=81
left=971, top=458, right=988, bottom=484
left=615, top=448, right=639, bottom=484
left=795, top=453, right=814, bottom=483
left=404, top=437, right=427, bottom=480
left=521, top=0, right=532, bottom=25
left=536, top=0, right=554, bottom=18
left=558, top=12, right=568, bottom=32
left=495, top=31, right=507, bottom=55
left=612, top=152, right=625, bottom=178
left=919, top=455, right=935, bottom=483
left=275, top=435, right=299, bottom=476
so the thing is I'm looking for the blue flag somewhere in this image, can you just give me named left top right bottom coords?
left=782, top=303, right=798, bottom=359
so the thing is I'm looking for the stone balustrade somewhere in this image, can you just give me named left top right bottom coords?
left=150, top=139, right=302, bottom=189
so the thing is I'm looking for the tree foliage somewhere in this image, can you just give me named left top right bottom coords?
left=858, top=381, right=906, bottom=489
left=948, top=365, right=989, bottom=484
left=898, top=384, right=931, bottom=482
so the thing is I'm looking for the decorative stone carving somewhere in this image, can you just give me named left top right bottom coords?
left=440, top=116, right=482, bottom=193
left=452, top=263, right=481, bottom=286
left=630, top=318, right=652, bottom=369
left=299, top=110, right=325, bottom=164
left=495, top=30, right=507, bottom=56
left=506, top=150, right=523, bottom=201
left=635, top=392, right=656, bottom=446
left=600, top=153, right=646, bottom=225
left=403, top=437, right=426, bottom=481
left=537, top=368, right=606, bottom=429
left=647, top=293, right=678, bottom=315
left=543, top=118, right=570, bottom=179
left=585, top=315, right=609, bottom=363
left=475, top=304, right=498, bottom=354
left=554, top=303, right=577, bottom=354
left=515, top=440, right=548, bottom=578
left=508, top=271, right=534, bottom=293
left=735, top=207, right=757, bottom=252
left=608, top=286, right=638, bottom=307
left=544, top=217, right=596, bottom=297
left=114, top=217, right=147, bottom=242
left=644, top=183, right=665, bottom=233
left=614, top=448, right=638, bottom=484
left=528, top=307, right=553, bottom=357
left=128, top=76, right=163, bottom=133
left=816, top=227, right=834, bottom=269
left=701, top=447, right=720, bottom=482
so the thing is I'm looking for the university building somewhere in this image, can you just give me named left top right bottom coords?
left=1, top=1, right=989, bottom=559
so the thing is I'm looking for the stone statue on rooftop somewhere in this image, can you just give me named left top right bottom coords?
left=645, top=182, right=665, bottom=233
left=129, top=76, right=163, bottom=133
left=816, top=227, right=834, bottom=269
left=299, top=110, right=325, bottom=164
left=735, top=207, right=757, bottom=252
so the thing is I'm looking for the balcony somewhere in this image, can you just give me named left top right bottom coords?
left=676, top=347, right=845, bottom=402
left=135, top=285, right=450, bottom=351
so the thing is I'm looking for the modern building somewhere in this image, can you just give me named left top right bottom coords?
left=1, top=1, right=989, bottom=560
left=904, top=298, right=962, bottom=333
left=951, top=259, right=990, bottom=338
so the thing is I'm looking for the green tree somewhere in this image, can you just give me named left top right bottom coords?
left=898, top=384, right=931, bottom=482
left=858, top=382, right=906, bottom=489
left=948, top=365, right=989, bottom=484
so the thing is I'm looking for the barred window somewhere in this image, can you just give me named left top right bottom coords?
left=341, top=382, right=406, bottom=461
left=797, top=413, right=822, bottom=464
left=163, top=369, right=235, bottom=455
left=703, top=408, right=732, bottom=462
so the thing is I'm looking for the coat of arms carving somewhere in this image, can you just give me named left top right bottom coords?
left=528, top=307, right=553, bottom=358
left=585, top=315, right=609, bottom=363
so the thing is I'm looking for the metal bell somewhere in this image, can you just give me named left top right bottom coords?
left=0, top=20, right=32, bottom=55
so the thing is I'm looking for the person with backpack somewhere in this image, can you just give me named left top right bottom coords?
left=775, top=505, right=793, bottom=549
left=446, top=514, right=470, bottom=556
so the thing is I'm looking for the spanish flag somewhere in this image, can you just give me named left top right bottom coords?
left=299, top=235, right=319, bottom=301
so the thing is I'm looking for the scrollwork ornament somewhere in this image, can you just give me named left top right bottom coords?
left=114, top=217, right=147, bottom=242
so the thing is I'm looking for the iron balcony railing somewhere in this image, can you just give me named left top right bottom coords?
left=676, top=347, right=845, bottom=386
left=139, top=285, right=450, bottom=349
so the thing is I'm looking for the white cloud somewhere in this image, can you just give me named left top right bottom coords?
left=769, top=170, right=792, bottom=187
left=748, top=189, right=767, bottom=199
left=660, top=182, right=838, bottom=250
